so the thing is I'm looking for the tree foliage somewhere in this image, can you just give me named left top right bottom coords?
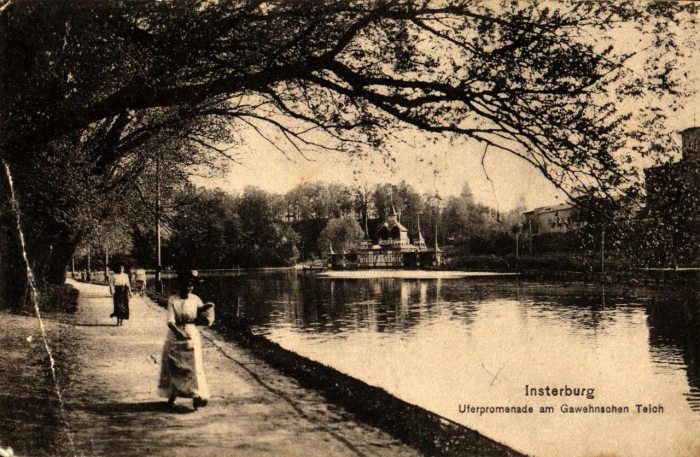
left=3, top=1, right=695, bottom=189
left=318, top=216, right=365, bottom=254
left=0, top=1, right=697, bottom=305
left=164, top=186, right=299, bottom=268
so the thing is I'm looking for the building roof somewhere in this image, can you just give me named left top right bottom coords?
left=387, top=204, right=408, bottom=232
left=390, top=203, right=398, bottom=217
left=528, top=202, right=574, bottom=215
left=413, top=229, right=427, bottom=250
left=390, top=220, right=408, bottom=232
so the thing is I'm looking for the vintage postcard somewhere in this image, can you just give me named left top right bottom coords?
left=1, top=2, right=699, bottom=456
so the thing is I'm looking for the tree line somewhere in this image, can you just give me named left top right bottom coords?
left=78, top=171, right=700, bottom=274
left=71, top=180, right=527, bottom=271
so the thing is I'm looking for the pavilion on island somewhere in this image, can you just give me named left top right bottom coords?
left=328, top=205, right=442, bottom=269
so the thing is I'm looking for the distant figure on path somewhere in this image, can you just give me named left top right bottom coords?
left=157, top=270, right=215, bottom=410
left=109, top=263, right=131, bottom=326
left=134, top=268, right=147, bottom=296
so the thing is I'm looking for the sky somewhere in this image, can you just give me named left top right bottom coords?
left=193, top=8, right=700, bottom=213
left=194, top=89, right=700, bottom=212
left=193, top=132, right=567, bottom=212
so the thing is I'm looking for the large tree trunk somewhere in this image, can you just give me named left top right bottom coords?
left=22, top=219, right=79, bottom=287
left=0, top=167, right=32, bottom=311
left=0, top=161, right=78, bottom=312
left=46, top=235, right=79, bottom=285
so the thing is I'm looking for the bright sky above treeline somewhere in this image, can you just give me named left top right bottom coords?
left=195, top=132, right=565, bottom=211
left=196, top=88, right=699, bottom=212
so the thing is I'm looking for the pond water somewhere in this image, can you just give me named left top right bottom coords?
left=161, top=271, right=700, bottom=457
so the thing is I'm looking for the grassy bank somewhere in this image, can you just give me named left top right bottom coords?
left=0, top=282, right=78, bottom=455
left=0, top=311, right=72, bottom=456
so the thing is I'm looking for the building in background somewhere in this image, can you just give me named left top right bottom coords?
left=643, top=127, right=700, bottom=265
left=523, top=203, right=580, bottom=236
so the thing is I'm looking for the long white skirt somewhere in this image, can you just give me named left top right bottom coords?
left=157, top=324, right=210, bottom=400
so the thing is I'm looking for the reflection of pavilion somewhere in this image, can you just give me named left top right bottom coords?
left=329, top=205, right=442, bottom=269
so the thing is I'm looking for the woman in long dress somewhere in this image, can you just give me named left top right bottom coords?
left=110, top=264, right=131, bottom=326
left=157, top=270, right=214, bottom=410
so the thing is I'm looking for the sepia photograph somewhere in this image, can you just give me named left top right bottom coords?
left=1, top=1, right=700, bottom=456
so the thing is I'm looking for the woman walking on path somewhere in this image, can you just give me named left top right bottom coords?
left=157, top=270, right=215, bottom=410
left=109, top=263, right=131, bottom=326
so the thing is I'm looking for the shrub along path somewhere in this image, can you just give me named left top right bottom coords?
left=23, top=279, right=420, bottom=457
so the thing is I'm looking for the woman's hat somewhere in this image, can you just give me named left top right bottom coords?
left=177, top=270, right=202, bottom=285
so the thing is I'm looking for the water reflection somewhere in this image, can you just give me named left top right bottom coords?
left=646, top=290, right=700, bottom=412
left=163, top=271, right=700, bottom=456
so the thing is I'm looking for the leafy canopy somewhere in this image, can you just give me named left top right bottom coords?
left=1, top=0, right=696, bottom=200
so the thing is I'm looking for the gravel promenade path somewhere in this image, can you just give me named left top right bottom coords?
left=7, top=279, right=421, bottom=457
